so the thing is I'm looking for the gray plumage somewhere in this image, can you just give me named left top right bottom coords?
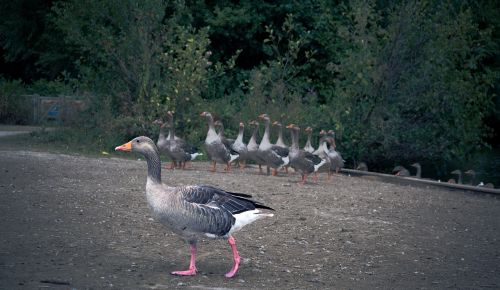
left=393, top=165, right=410, bottom=176
left=287, top=124, right=326, bottom=182
left=257, top=114, right=289, bottom=171
left=303, top=127, right=315, bottom=153
left=115, top=136, right=274, bottom=277
left=201, top=112, right=239, bottom=166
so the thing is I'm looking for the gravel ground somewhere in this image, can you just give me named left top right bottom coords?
left=0, top=150, right=499, bottom=289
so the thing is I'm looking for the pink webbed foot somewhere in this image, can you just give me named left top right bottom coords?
left=225, top=236, right=241, bottom=278
left=171, top=267, right=197, bottom=276
left=171, top=243, right=197, bottom=276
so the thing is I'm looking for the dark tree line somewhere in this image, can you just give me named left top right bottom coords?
left=1, top=0, right=499, bottom=174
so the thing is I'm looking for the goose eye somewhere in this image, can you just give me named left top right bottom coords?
left=136, top=139, right=140, bottom=143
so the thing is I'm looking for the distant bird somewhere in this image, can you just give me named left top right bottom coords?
left=153, top=119, right=176, bottom=169
left=231, top=122, right=249, bottom=169
left=287, top=124, right=326, bottom=185
left=464, top=169, right=476, bottom=185
left=303, top=127, right=315, bottom=153
left=272, top=121, right=287, bottom=148
left=200, top=112, right=239, bottom=172
left=411, top=163, right=422, bottom=178
left=257, top=114, right=289, bottom=176
left=115, top=136, right=274, bottom=277
left=393, top=166, right=410, bottom=176
left=450, top=169, right=463, bottom=184
left=246, top=120, right=266, bottom=174
left=323, top=137, right=344, bottom=178
left=163, top=121, right=202, bottom=169
left=356, top=162, right=368, bottom=171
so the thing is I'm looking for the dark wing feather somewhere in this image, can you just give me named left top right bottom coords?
left=271, top=145, right=289, bottom=157
left=304, top=151, right=323, bottom=165
left=181, top=185, right=273, bottom=214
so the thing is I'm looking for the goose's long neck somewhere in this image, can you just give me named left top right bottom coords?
left=415, top=166, right=421, bottom=178
left=145, top=148, right=162, bottom=184
left=291, top=130, right=299, bottom=150
left=236, top=126, right=244, bottom=142
left=305, top=132, right=312, bottom=146
left=262, top=119, right=270, bottom=143
left=249, top=126, right=257, bottom=145
left=277, top=126, right=284, bottom=144
left=158, top=125, right=167, bottom=142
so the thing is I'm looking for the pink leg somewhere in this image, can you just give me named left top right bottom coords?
left=225, top=236, right=241, bottom=278
left=171, top=243, right=197, bottom=276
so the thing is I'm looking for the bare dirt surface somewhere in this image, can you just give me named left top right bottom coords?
left=1, top=149, right=499, bottom=289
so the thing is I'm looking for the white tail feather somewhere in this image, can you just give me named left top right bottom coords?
left=190, top=152, right=203, bottom=160
left=314, top=159, right=327, bottom=172
left=230, top=153, right=240, bottom=162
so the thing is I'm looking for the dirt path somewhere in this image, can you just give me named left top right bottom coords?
left=1, top=150, right=499, bottom=289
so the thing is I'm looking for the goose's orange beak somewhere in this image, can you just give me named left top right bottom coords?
left=115, top=141, right=132, bottom=152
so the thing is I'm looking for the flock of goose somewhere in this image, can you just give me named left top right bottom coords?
left=113, top=110, right=346, bottom=278
left=153, top=111, right=345, bottom=185
left=390, top=163, right=495, bottom=188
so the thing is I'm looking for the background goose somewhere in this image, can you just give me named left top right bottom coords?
left=164, top=122, right=203, bottom=169
left=393, top=165, right=410, bottom=176
left=257, top=114, right=289, bottom=176
left=214, top=120, right=236, bottom=149
left=464, top=169, right=476, bottom=185
left=451, top=169, right=463, bottom=184
left=303, top=127, right=315, bottom=153
left=356, top=162, right=368, bottom=171
left=201, top=112, right=239, bottom=172
left=272, top=121, right=287, bottom=148
left=323, top=137, right=345, bottom=179
left=153, top=119, right=176, bottom=169
left=411, top=163, right=422, bottom=178
left=246, top=120, right=266, bottom=174
left=115, top=136, right=274, bottom=278
left=231, top=122, right=249, bottom=169
left=287, top=124, right=326, bottom=185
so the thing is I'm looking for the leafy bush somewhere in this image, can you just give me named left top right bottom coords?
left=0, top=78, right=30, bottom=124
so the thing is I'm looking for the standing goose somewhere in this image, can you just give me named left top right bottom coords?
left=450, top=169, right=463, bottom=184
left=323, top=137, right=345, bottom=179
left=153, top=119, right=176, bottom=169
left=201, top=112, right=239, bottom=172
left=286, top=124, right=326, bottom=185
left=303, top=127, right=315, bottom=153
left=257, top=114, right=289, bottom=176
left=246, top=120, right=266, bottom=174
left=356, top=162, right=368, bottom=171
left=411, top=163, right=422, bottom=178
left=322, top=130, right=344, bottom=176
left=393, top=166, right=410, bottom=176
left=272, top=121, right=287, bottom=148
left=164, top=121, right=203, bottom=169
left=115, top=136, right=274, bottom=278
left=231, top=122, right=249, bottom=169
left=214, top=120, right=237, bottom=152
left=272, top=121, right=289, bottom=174
left=464, top=169, right=476, bottom=185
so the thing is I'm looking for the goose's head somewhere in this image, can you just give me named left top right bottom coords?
left=258, top=113, right=270, bottom=122
left=411, top=162, right=421, bottom=169
left=239, top=122, right=245, bottom=129
left=115, top=136, right=157, bottom=155
left=305, top=127, right=313, bottom=133
left=272, top=121, right=282, bottom=127
left=451, top=169, right=462, bottom=175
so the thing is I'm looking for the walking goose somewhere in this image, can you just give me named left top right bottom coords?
left=303, top=127, right=315, bottom=153
left=200, top=112, right=239, bottom=172
left=153, top=119, right=176, bottom=169
left=286, top=124, right=326, bottom=185
left=257, top=114, right=289, bottom=176
left=164, top=122, right=203, bottom=169
left=115, top=136, right=274, bottom=278
left=246, top=120, right=266, bottom=174
left=214, top=120, right=236, bottom=149
left=272, top=121, right=287, bottom=148
left=231, top=122, right=249, bottom=169
left=323, top=137, right=344, bottom=179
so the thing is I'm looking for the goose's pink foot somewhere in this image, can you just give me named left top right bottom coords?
left=225, top=236, right=240, bottom=278
left=171, top=243, right=197, bottom=276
